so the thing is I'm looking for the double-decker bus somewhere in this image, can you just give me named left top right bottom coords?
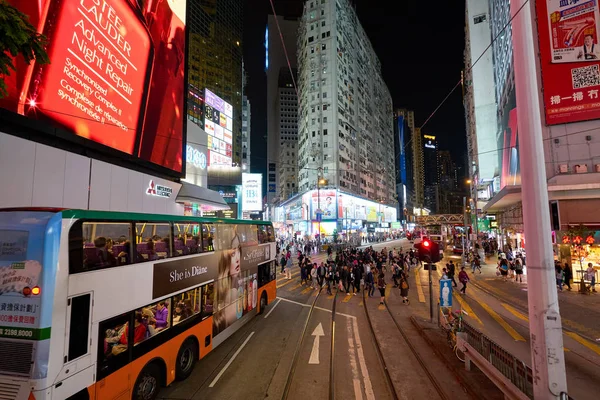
left=0, top=208, right=277, bottom=400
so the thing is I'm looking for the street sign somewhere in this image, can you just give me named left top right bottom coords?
left=440, top=279, right=453, bottom=308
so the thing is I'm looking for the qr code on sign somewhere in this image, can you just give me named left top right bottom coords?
left=572, top=64, right=600, bottom=89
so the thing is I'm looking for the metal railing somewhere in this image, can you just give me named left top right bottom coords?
left=460, top=319, right=533, bottom=397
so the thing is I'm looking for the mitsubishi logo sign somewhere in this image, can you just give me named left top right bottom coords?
left=147, top=180, right=173, bottom=198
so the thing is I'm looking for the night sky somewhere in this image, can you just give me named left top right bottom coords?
left=243, top=0, right=467, bottom=184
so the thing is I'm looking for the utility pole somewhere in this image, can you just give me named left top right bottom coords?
left=511, top=0, right=567, bottom=398
left=462, top=196, right=467, bottom=268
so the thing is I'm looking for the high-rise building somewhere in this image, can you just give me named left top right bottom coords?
left=242, top=63, right=251, bottom=172
left=439, top=150, right=457, bottom=190
left=412, top=128, right=425, bottom=208
left=394, top=109, right=415, bottom=222
left=296, top=0, right=396, bottom=204
left=187, top=0, right=244, bottom=166
left=266, top=15, right=300, bottom=208
left=423, top=133, right=439, bottom=212
left=277, top=68, right=300, bottom=200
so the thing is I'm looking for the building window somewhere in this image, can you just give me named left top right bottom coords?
left=311, top=46, right=315, bottom=54
left=321, top=20, right=326, bottom=26
left=323, top=92, right=327, bottom=98
left=324, top=141, right=328, bottom=148
left=323, top=129, right=328, bottom=135
left=322, top=43, right=327, bottom=50
left=323, top=117, right=328, bottom=123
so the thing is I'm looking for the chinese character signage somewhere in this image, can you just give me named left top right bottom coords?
left=242, top=173, right=263, bottom=211
left=538, top=0, right=600, bottom=124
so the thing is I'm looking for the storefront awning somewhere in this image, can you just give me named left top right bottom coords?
left=483, top=185, right=522, bottom=213
left=176, top=183, right=230, bottom=210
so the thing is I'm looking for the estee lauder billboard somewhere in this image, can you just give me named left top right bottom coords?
left=1, top=0, right=187, bottom=175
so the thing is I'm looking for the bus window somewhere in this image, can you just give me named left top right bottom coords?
left=266, top=225, right=275, bottom=242
left=134, top=300, right=171, bottom=343
left=258, top=262, right=276, bottom=287
left=173, top=222, right=201, bottom=256
left=134, top=223, right=171, bottom=261
left=201, top=223, right=215, bottom=252
left=173, top=287, right=201, bottom=325
left=256, top=225, right=267, bottom=244
left=67, top=294, right=91, bottom=361
left=201, top=283, right=215, bottom=319
left=213, top=224, right=237, bottom=251
left=238, top=224, right=258, bottom=246
left=97, top=313, right=131, bottom=379
left=82, top=222, right=132, bottom=270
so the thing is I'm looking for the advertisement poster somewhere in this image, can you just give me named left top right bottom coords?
left=546, top=0, right=600, bottom=63
left=203, top=89, right=233, bottom=166
left=0, top=0, right=187, bottom=174
left=242, top=173, right=263, bottom=212
left=538, top=0, right=600, bottom=124
left=311, top=190, right=337, bottom=220
left=0, top=212, right=53, bottom=341
left=366, top=205, right=378, bottom=222
left=497, top=89, right=521, bottom=189
left=151, top=226, right=273, bottom=337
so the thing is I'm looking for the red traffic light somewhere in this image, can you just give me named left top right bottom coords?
left=423, top=240, right=431, bottom=248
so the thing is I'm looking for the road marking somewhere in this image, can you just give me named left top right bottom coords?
left=309, top=323, right=325, bottom=364
left=378, top=304, right=386, bottom=311
left=209, top=331, right=255, bottom=387
left=352, top=317, right=375, bottom=400
left=415, top=267, right=426, bottom=303
left=289, top=283, right=303, bottom=291
left=453, top=294, right=483, bottom=325
left=343, top=294, right=353, bottom=302
left=263, top=298, right=281, bottom=319
left=276, top=271, right=299, bottom=283
left=328, top=294, right=335, bottom=299
left=276, top=279, right=295, bottom=289
left=275, top=296, right=358, bottom=319
left=346, top=318, right=364, bottom=400
left=470, top=293, right=525, bottom=341
left=565, top=332, right=600, bottom=356
left=301, top=287, right=313, bottom=294
left=501, top=303, right=529, bottom=322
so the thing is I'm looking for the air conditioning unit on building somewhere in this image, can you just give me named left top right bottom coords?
left=574, top=164, right=588, bottom=173
left=558, top=164, right=569, bottom=173
left=595, top=164, right=600, bottom=172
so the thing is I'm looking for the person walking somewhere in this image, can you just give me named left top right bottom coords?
left=563, top=263, right=573, bottom=291
left=458, top=266, right=470, bottom=294
left=514, top=256, right=524, bottom=283
left=365, top=265, right=375, bottom=297
left=399, top=270, right=410, bottom=305
left=317, top=262, right=326, bottom=287
left=326, top=265, right=334, bottom=295
left=447, top=260, right=458, bottom=287
left=285, top=256, right=293, bottom=280
left=377, top=272, right=386, bottom=305
left=353, top=263, right=362, bottom=295
left=341, top=265, right=350, bottom=294
left=311, top=263, right=318, bottom=289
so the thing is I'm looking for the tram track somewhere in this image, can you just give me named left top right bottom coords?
left=281, top=285, right=338, bottom=400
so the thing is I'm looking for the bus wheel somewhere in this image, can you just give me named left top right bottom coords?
left=133, top=363, right=161, bottom=400
left=258, top=292, right=268, bottom=315
left=176, top=339, right=198, bottom=381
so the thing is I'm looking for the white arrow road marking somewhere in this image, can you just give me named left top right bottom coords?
left=308, top=322, right=325, bottom=364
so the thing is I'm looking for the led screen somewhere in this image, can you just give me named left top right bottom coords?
left=204, top=89, right=233, bottom=166
left=0, top=0, right=187, bottom=174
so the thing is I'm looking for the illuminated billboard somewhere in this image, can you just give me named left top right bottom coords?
left=0, top=0, right=187, bottom=175
left=242, top=173, right=263, bottom=211
left=204, top=89, right=233, bottom=166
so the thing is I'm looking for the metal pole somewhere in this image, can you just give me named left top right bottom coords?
left=318, top=183, right=321, bottom=243
left=428, top=259, right=433, bottom=323
left=462, top=196, right=467, bottom=268
left=511, top=0, right=567, bottom=397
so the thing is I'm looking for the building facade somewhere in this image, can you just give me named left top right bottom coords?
left=277, top=68, right=300, bottom=201
left=412, top=127, right=425, bottom=208
left=242, top=63, right=251, bottom=172
left=394, top=109, right=415, bottom=224
left=187, top=0, right=244, bottom=166
left=296, top=0, right=396, bottom=204
left=465, top=0, right=600, bottom=267
left=266, top=15, right=300, bottom=208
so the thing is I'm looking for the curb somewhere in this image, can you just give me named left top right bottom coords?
left=409, top=315, right=495, bottom=400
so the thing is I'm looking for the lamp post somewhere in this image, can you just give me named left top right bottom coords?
left=316, top=175, right=327, bottom=243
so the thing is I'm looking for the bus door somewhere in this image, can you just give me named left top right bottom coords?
left=95, top=312, right=132, bottom=400
left=54, top=292, right=95, bottom=398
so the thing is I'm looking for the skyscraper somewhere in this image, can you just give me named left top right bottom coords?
left=423, top=133, right=439, bottom=212
left=277, top=68, right=299, bottom=201
left=394, top=109, right=415, bottom=221
left=266, top=15, right=300, bottom=208
left=242, top=62, right=251, bottom=172
left=296, top=0, right=396, bottom=204
left=412, top=127, right=425, bottom=208
left=187, top=0, right=243, bottom=166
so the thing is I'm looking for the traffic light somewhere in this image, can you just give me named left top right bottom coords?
left=416, top=237, right=441, bottom=263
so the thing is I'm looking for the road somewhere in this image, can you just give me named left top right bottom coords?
left=158, top=239, right=600, bottom=400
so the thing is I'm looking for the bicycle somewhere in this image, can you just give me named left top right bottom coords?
left=446, top=309, right=467, bottom=363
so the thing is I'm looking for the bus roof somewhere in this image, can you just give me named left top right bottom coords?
left=0, top=208, right=272, bottom=226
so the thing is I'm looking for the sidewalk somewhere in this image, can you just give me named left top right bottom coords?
left=363, top=266, right=504, bottom=400
left=468, top=261, right=600, bottom=340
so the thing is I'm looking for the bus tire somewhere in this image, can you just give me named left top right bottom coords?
left=175, top=338, right=198, bottom=381
left=258, top=292, right=268, bottom=315
left=133, top=363, right=161, bottom=400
